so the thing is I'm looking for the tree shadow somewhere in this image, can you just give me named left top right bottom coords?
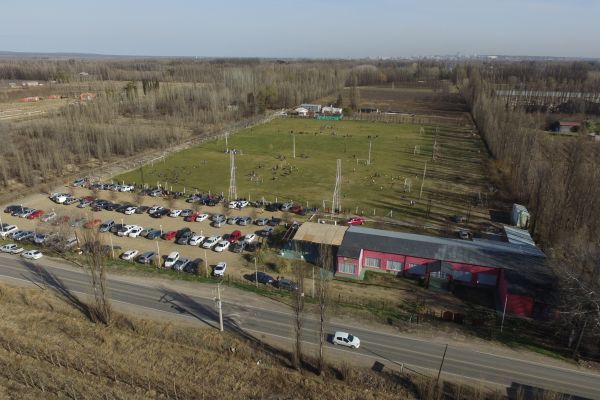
left=20, top=260, right=94, bottom=321
left=158, top=287, right=307, bottom=371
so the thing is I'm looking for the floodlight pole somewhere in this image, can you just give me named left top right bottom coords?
left=217, top=283, right=224, bottom=332
left=255, top=257, right=258, bottom=288
left=419, top=161, right=428, bottom=199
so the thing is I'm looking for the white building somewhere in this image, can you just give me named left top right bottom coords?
left=322, top=105, right=343, bottom=115
left=294, top=107, right=309, bottom=116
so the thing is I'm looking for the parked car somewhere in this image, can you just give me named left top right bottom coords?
left=26, top=209, right=44, bottom=220
left=228, top=230, right=242, bottom=243
left=151, top=208, right=170, bottom=218
left=1, top=244, right=19, bottom=253
left=275, top=278, right=298, bottom=291
left=109, top=223, right=124, bottom=234
left=232, top=241, right=246, bottom=253
left=214, top=240, right=230, bottom=252
left=104, top=202, right=120, bottom=211
left=213, top=261, right=227, bottom=277
left=458, top=230, right=471, bottom=240
left=450, top=215, right=467, bottom=223
left=121, top=249, right=139, bottom=261
left=195, top=213, right=209, bottom=222
left=188, top=235, right=205, bottom=246
left=266, top=203, right=282, bottom=212
left=169, top=209, right=183, bottom=217
left=40, top=211, right=57, bottom=223
left=33, top=233, right=48, bottom=244
left=347, top=217, right=365, bottom=226
left=117, top=225, right=136, bottom=237
left=77, top=198, right=94, bottom=208
left=211, top=214, right=225, bottom=222
left=149, top=189, right=163, bottom=197
left=137, top=251, right=156, bottom=264
left=0, top=225, right=18, bottom=238
left=237, top=200, right=249, bottom=208
left=128, top=226, right=144, bottom=238
left=255, top=217, right=269, bottom=226
left=244, top=233, right=257, bottom=243
left=289, top=205, right=303, bottom=214
left=202, top=236, right=221, bottom=249
left=184, top=258, right=202, bottom=274
left=180, top=209, right=194, bottom=217
left=13, top=231, right=34, bottom=242
left=162, top=231, right=177, bottom=241
left=175, top=227, right=191, bottom=239
left=135, top=205, right=150, bottom=214
left=63, top=197, right=79, bottom=205
left=332, top=332, right=360, bottom=349
left=119, top=185, right=134, bottom=192
left=164, top=251, right=180, bottom=268
left=72, top=178, right=87, bottom=187
left=49, top=194, right=71, bottom=204
left=248, top=272, right=274, bottom=284
left=268, top=217, right=282, bottom=226
left=228, top=201, right=239, bottom=209
left=184, top=212, right=199, bottom=222
left=238, top=216, right=252, bottom=226
left=84, top=219, right=102, bottom=229
left=261, top=227, right=274, bottom=237
left=148, top=205, right=161, bottom=214
left=176, top=231, right=194, bottom=245
left=227, top=216, right=240, bottom=225
left=213, top=220, right=225, bottom=228
left=146, top=229, right=162, bottom=240
left=172, top=258, right=190, bottom=272
left=124, top=206, right=137, bottom=215
left=21, top=250, right=43, bottom=260
left=246, top=241, right=262, bottom=252
left=280, top=202, right=294, bottom=211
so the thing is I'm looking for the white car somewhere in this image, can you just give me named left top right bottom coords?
left=121, top=249, right=139, bottom=261
left=188, top=235, right=206, bottom=246
left=244, top=233, right=257, bottom=243
left=213, top=261, right=227, bottom=277
left=202, top=236, right=221, bottom=249
left=214, top=240, right=230, bottom=252
left=332, top=332, right=360, bottom=349
left=195, top=213, right=209, bottom=222
left=228, top=201, right=239, bottom=209
left=50, top=193, right=70, bottom=204
left=117, top=225, right=136, bottom=237
left=148, top=205, right=161, bottom=214
left=164, top=251, right=180, bottom=268
left=0, top=225, right=18, bottom=238
left=0, top=243, right=18, bottom=253
left=40, top=211, right=57, bottom=222
left=21, top=250, right=43, bottom=260
left=124, top=206, right=137, bottom=215
left=169, top=209, right=182, bottom=217
left=119, top=185, right=134, bottom=192
left=128, top=226, right=144, bottom=238
left=237, top=200, right=249, bottom=208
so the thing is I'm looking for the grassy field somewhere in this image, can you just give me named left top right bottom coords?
left=116, top=117, right=491, bottom=234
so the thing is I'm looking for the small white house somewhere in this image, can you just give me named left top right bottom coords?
left=322, top=105, right=343, bottom=115
left=295, top=107, right=309, bottom=116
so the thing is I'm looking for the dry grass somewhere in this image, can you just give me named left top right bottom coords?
left=0, top=282, right=415, bottom=399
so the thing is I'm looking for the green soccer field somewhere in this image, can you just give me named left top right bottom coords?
left=115, top=118, right=489, bottom=226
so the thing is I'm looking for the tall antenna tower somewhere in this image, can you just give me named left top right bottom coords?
left=332, top=159, right=342, bottom=214
left=228, top=151, right=237, bottom=201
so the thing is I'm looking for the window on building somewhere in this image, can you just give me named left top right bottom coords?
left=387, top=260, right=403, bottom=271
left=477, top=273, right=497, bottom=286
left=407, top=263, right=426, bottom=275
left=364, top=257, right=380, bottom=268
left=339, top=262, right=355, bottom=274
left=453, top=270, right=472, bottom=282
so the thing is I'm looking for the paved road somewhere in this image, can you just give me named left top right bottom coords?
left=0, top=254, right=598, bottom=399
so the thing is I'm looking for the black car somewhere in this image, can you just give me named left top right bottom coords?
left=135, top=205, right=150, bottom=214
left=137, top=251, right=156, bottom=264
left=109, top=223, right=124, bottom=234
left=103, top=202, right=120, bottom=211
left=115, top=204, right=134, bottom=213
left=275, top=278, right=298, bottom=291
left=151, top=208, right=170, bottom=218
left=4, top=205, right=22, bottom=214
left=248, top=272, right=275, bottom=285
left=268, top=217, right=282, bottom=226
left=146, top=229, right=162, bottom=240
left=266, top=203, right=282, bottom=212
left=184, top=258, right=203, bottom=274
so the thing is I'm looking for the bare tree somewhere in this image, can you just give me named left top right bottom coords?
left=316, top=243, right=332, bottom=374
left=79, top=225, right=112, bottom=325
left=291, top=257, right=305, bottom=369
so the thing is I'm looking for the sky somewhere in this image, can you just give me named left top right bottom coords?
left=1, top=0, right=599, bottom=58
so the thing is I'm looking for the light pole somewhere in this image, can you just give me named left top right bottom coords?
left=216, top=283, right=224, bottom=332
left=255, top=257, right=258, bottom=288
left=204, top=249, right=209, bottom=278
left=156, top=241, right=160, bottom=268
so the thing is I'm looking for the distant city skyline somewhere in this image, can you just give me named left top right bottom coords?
left=1, top=0, right=599, bottom=58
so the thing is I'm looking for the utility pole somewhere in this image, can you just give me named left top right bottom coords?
left=368, top=139, right=372, bottom=165
left=216, top=283, right=224, bottom=332
left=500, top=295, right=508, bottom=333
left=437, top=344, right=448, bottom=384
left=109, top=234, right=115, bottom=259
left=156, top=241, right=160, bottom=268
left=419, top=161, right=428, bottom=199
left=204, top=249, right=209, bottom=278
left=293, top=132, right=296, bottom=159
left=332, top=159, right=342, bottom=214
left=228, top=151, right=237, bottom=201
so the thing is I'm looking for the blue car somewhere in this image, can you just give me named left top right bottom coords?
left=146, top=229, right=162, bottom=239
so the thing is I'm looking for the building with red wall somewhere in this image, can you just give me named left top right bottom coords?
left=336, top=226, right=554, bottom=318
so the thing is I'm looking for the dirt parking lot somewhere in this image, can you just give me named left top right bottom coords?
left=1, top=187, right=290, bottom=279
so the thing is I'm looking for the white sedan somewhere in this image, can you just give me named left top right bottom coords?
left=188, top=235, right=206, bottom=246
left=121, top=249, right=139, bottom=261
left=214, top=240, right=230, bottom=252
left=169, top=209, right=182, bottom=217
left=0, top=243, right=19, bottom=253
left=21, top=250, right=43, bottom=260
left=202, top=236, right=221, bottom=249
left=128, top=226, right=144, bottom=238
left=124, top=206, right=137, bottom=215
left=195, top=213, right=209, bottom=222
left=332, top=332, right=361, bottom=349
left=244, top=233, right=257, bottom=243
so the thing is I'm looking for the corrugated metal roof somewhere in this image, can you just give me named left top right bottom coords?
left=293, top=222, right=347, bottom=246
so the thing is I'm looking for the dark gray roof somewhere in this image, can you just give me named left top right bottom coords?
left=339, top=226, right=555, bottom=301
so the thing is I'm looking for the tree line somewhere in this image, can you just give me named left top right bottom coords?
left=457, top=63, right=600, bottom=359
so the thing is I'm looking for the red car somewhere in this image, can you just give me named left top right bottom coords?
left=83, top=219, right=102, bottom=229
left=290, top=205, right=303, bottom=214
left=347, top=217, right=365, bottom=225
left=26, top=209, right=44, bottom=220
left=162, top=230, right=177, bottom=240
left=184, top=212, right=198, bottom=222
left=228, top=230, right=242, bottom=243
